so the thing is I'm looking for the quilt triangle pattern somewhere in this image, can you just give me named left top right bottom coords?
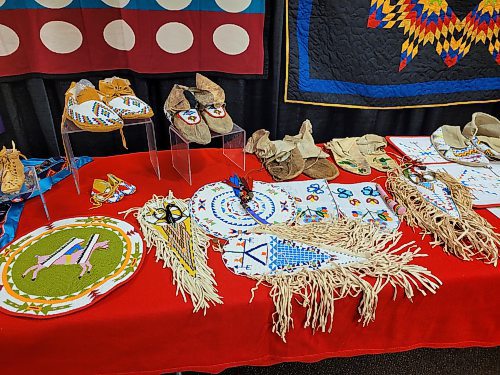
left=368, top=0, right=500, bottom=70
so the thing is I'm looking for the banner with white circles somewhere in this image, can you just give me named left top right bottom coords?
left=0, top=0, right=265, bottom=77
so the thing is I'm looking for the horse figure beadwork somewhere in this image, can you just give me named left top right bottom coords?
left=22, top=234, right=109, bottom=281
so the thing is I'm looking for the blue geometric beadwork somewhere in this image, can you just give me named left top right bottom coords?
left=268, top=236, right=331, bottom=271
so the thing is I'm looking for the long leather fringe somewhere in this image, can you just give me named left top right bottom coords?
left=122, top=193, right=222, bottom=314
left=250, top=219, right=441, bottom=341
left=386, top=169, right=499, bottom=265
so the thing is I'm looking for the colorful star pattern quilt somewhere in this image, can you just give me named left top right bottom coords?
left=286, top=0, right=500, bottom=108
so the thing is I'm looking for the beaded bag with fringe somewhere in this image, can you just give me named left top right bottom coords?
left=123, top=192, right=222, bottom=314
left=219, top=218, right=441, bottom=341
left=386, top=166, right=499, bottom=265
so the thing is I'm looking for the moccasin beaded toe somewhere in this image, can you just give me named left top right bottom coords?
left=194, top=73, right=233, bottom=135
left=357, top=134, right=398, bottom=172
left=325, top=137, right=371, bottom=175
left=99, top=77, right=154, bottom=120
left=107, top=174, right=136, bottom=195
left=431, top=125, right=489, bottom=166
left=164, top=84, right=211, bottom=145
left=463, top=112, right=500, bottom=161
left=64, top=79, right=124, bottom=134
left=91, top=179, right=124, bottom=208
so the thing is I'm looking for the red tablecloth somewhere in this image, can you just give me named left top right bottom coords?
left=1, top=148, right=499, bottom=375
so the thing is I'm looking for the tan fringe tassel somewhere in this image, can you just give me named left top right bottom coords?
left=122, top=193, right=223, bottom=314
left=386, top=169, right=499, bottom=265
left=249, top=219, right=441, bottom=341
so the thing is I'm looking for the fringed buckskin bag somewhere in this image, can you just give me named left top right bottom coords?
left=123, top=192, right=222, bottom=313
left=220, top=219, right=441, bottom=341
left=386, top=165, right=499, bottom=265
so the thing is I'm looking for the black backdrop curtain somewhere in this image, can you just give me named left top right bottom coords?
left=0, top=0, right=498, bottom=158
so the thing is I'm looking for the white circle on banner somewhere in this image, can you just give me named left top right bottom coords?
left=215, top=0, right=251, bottom=13
left=104, top=20, right=135, bottom=51
left=35, top=0, right=73, bottom=8
left=213, top=24, right=249, bottom=55
left=0, top=25, right=19, bottom=56
left=40, top=21, right=83, bottom=54
left=101, top=0, right=130, bottom=7
left=156, top=0, right=192, bottom=10
left=0, top=0, right=6, bottom=7
left=156, top=22, right=193, bottom=54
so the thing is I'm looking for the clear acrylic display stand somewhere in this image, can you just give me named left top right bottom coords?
left=0, top=166, right=50, bottom=220
left=62, top=118, right=160, bottom=194
left=169, top=124, right=246, bottom=185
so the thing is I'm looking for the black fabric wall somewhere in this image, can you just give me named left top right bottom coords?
left=0, top=0, right=498, bottom=158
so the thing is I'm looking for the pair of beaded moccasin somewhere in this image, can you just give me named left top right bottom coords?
left=164, top=74, right=233, bottom=144
left=91, top=174, right=136, bottom=208
left=431, top=112, right=500, bottom=166
left=62, top=77, right=154, bottom=152
left=325, top=135, right=398, bottom=175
